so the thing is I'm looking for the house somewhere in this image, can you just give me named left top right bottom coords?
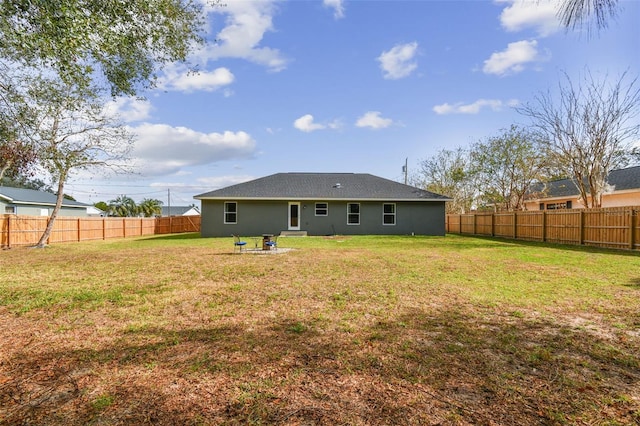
left=0, top=186, right=90, bottom=217
left=160, top=205, right=200, bottom=217
left=524, top=166, right=640, bottom=210
left=194, top=173, right=451, bottom=237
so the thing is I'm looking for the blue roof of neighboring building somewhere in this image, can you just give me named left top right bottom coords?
left=195, top=173, right=451, bottom=201
left=0, top=186, right=89, bottom=208
left=161, top=205, right=200, bottom=216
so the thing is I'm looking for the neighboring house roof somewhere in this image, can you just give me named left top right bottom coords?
left=528, top=166, right=640, bottom=199
left=161, top=205, right=201, bottom=216
left=195, top=173, right=451, bottom=201
left=0, top=186, right=89, bottom=208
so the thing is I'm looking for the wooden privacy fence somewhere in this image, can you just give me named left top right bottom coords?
left=446, top=206, right=640, bottom=251
left=0, top=215, right=201, bottom=248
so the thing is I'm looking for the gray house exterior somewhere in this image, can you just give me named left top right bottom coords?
left=194, top=173, right=451, bottom=237
left=0, top=186, right=90, bottom=217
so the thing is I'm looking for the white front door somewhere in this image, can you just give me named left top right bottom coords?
left=288, top=202, right=300, bottom=230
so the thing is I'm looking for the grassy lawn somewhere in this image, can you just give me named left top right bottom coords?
left=0, top=234, right=639, bottom=425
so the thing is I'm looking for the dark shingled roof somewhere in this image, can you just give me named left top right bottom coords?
left=529, top=166, right=640, bottom=198
left=0, top=186, right=89, bottom=208
left=195, top=173, right=450, bottom=201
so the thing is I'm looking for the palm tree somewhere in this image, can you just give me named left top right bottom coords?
left=558, top=0, right=619, bottom=33
left=138, top=198, right=163, bottom=217
left=108, top=195, right=139, bottom=217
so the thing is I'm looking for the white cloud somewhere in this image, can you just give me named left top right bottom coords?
left=482, top=40, right=548, bottom=76
left=294, top=114, right=324, bottom=132
left=323, top=0, right=345, bottom=19
left=129, top=123, right=256, bottom=176
left=294, top=114, right=338, bottom=133
left=355, top=111, right=394, bottom=129
left=377, top=42, right=418, bottom=80
left=158, top=66, right=235, bottom=93
left=197, top=0, right=288, bottom=72
left=194, top=174, right=256, bottom=191
left=104, top=97, right=152, bottom=123
left=499, top=0, right=561, bottom=37
left=432, top=99, right=519, bottom=115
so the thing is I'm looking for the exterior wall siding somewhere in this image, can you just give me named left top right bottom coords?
left=201, top=199, right=446, bottom=237
left=0, top=201, right=87, bottom=217
left=524, top=189, right=640, bottom=211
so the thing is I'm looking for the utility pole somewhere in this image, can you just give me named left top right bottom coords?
left=403, top=158, right=408, bottom=185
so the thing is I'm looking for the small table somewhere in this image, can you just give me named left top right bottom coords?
left=262, top=234, right=274, bottom=250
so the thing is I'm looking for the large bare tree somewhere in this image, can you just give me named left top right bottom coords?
left=1, top=71, right=134, bottom=247
left=517, top=71, right=640, bottom=208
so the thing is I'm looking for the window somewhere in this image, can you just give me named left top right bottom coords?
left=224, top=202, right=237, bottom=224
left=545, top=201, right=572, bottom=210
left=347, top=203, right=360, bottom=225
left=5, top=206, right=16, bottom=214
left=383, top=203, right=396, bottom=225
left=315, top=202, right=328, bottom=216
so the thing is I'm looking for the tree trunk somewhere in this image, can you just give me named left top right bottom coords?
left=35, top=172, right=67, bottom=248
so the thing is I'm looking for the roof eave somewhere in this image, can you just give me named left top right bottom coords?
left=194, top=196, right=451, bottom=202
left=9, top=200, right=87, bottom=208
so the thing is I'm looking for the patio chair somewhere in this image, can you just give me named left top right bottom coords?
left=265, top=235, right=278, bottom=251
left=232, top=234, right=247, bottom=253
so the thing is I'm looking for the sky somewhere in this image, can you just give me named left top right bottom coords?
left=64, top=0, right=640, bottom=208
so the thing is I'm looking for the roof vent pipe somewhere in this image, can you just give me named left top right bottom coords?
left=333, top=183, right=341, bottom=188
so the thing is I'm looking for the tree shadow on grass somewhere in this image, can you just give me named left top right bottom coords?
left=625, top=277, right=640, bottom=288
left=2, top=308, right=639, bottom=425
left=136, top=232, right=202, bottom=242
left=446, top=234, right=640, bottom=257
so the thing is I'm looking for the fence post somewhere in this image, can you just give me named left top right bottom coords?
left=7, top=214, right=11, bottom=249
left=630, top=208, right=636, bottom=250
left=542, top=211, right=546, bottom=242
left=512, top=212, right=517, bottom=239
left=473, top=214, right=477, bottom=235
left=579, top=210, right=585, bottom=246
left=77, top=218, right=81, bottom=242
left=102, top=218, right=106, bottom=240
left=459, top=215, right=462, bottom=234
left=123, top=218, right=126, bottom=238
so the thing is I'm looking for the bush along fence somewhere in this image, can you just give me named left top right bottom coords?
left=0, top=215, right=201, bottom=248
left=446, top=206, right=640, bottom=251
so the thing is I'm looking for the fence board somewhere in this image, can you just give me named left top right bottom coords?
left=1, top=215, right=200, bottom=248
left=446, top=207, right=640, bottom=251
left=494, top=213, right=515, bottom=239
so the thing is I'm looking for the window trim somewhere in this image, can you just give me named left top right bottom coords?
left=347, top=203, right=360, bottom=225
left=224, top=201, right=238, bottom=224
left=382, top=203, right=396, bottom=226
left=315, top=202, right=328, bottom=216
left=4, top=205, right=16, bottom=214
